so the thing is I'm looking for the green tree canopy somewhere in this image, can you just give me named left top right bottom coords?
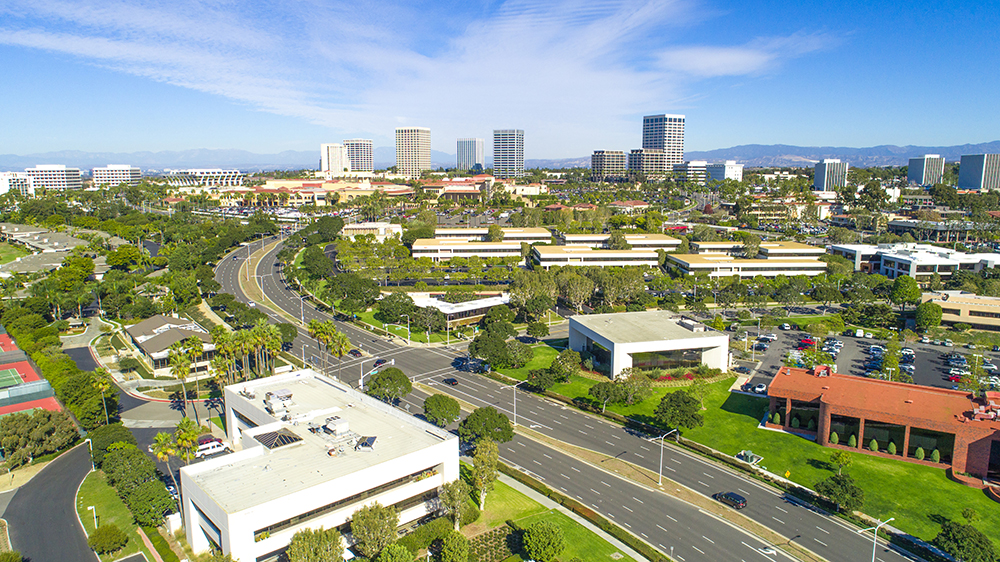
left=814, top=473, right=865, bottom=512
left=523, top=520, right=566, bottom=562
left=350, top=502, right=399, bottom=559
left=287, top=527, right=344, bottom=562
left=366, top=367, right=412, bottom=403
left=423, top=394, right=460, bottom=428
left=915, top=301, right=943, bottom=331
left=654, top=391, right=704, bottom=433
left=889, top=275, right=921, bottom=313
left=933, top=520, right=999, bottom=562
left=459, top=407, right=513, bottom=444
left=472, top=438, right=499, bottom=509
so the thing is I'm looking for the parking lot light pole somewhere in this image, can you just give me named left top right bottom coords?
left=858, top=517, right=894, bottom=562
left=401, top=314, right=411, bottom=344
left=505, top=380, right=530, bottom=426
left=658, top=429, right=678, bottom=485
left=87, top=505, right=97, bottom=529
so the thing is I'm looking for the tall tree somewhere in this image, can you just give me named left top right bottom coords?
left=439, top=479, right=473, bottom=530
left=472, top=438, right=499, bottom=509
left=350, top=502, right=399, bottom=559
left=889, top=275, right=921, bottom=314
left=654, top=391, right=704, bottom=434
left=287, top=527, right=344, bottom=562
left=459, top=407, right=513, bottom=444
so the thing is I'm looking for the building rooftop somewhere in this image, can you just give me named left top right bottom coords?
left=571, top=310, right=724, bottom=344
left=759, top=241, right=824, bottom=252
left=412, top=294, right=509, bottom=315
left=193, top=371, right=453, bottom=513
left=433, top=227, right=550, bottom=237
left=533, top=246, right=659, bottom=257
left=769, top=365, right=1000, bottom=432
left=924, top=291, right=1000, bottom=307
left=668, top=254, right=824, bottom=266
left=412, top=239, right=522, bottom=248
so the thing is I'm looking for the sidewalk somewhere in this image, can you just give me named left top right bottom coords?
left=494, top=469, right=646, bottom=562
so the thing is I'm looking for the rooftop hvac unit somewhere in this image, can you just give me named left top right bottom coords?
left=325, top=416, right=350, bottom=436
left=263, top=398, right=287, bottom=415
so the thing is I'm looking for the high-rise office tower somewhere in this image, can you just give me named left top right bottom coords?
left=395, top=127, right=431, bottom=177
left=343, top=139, right=374, bottom=172
left=92, top=165, right=141, bottom=188
left=642, top=114, right=685, bottom=165
left=908, top=154, right=945, bottom=186
left=591, top=150, right=627, bottom=179
left=493, top=129, right=525, bottom=178
left=320, top=144, right=351, bottom=174
left=958, top=154, right=1000, bottom=191
left=814, top=159, right=849, bottom=191
left=626, top=149, right=666, bottom=175
left=457, top=138, right=485, bottom=172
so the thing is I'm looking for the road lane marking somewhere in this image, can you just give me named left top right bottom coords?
left=622, top=505, right=633, bottom=512
left=571, top=466, right=580, bottom=472
left=606, top=441, right=615, bottom=446
left=816, top=526, right=829, bottom=534
left=543, top=453, right=552, bottom=459
left=665, top=466, right=676, bottom=472
left=601, top=481, right=611, bottom=487
left=775, top=506, right=787, bottom=513
left=585, top=423, right=595, bottom=429
left=657, top=524, right=669, bottom=532
left=612, top=434, right=621, bottom=439
left=560, top=474, right=570, bottom=479
left=579, top=430, right=588, bottom=435
left=772, top=517, right=784, bottom=524
left=632, top=496, right=643, bottom=504
left=532, top=460, right=541, bottom=466
left=702, top=472, right=715, bottom=478
left=697, top=481, right=709, bottom=487
left=737, top=488, right=750, bottom=494
left=702, top=536, right=714, bottom=544
left=814, top=538, right=828, bottom=547
left=670, top=458, right=682, bottom=464
left=634, top=453, right=645, bottom=459
left=665, top=515, right=677, bottom=522
left=640, top=445, right=650, bottom=451
left=692, top=546, right=704, bottom=554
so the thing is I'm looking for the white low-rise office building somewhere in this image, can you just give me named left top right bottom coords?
left=341, top=222, right=403, bottom=242
left=569, top=311, right=729, bottom=379
left=666, top=254, right=827, bottom=278
left=24, top=165, right=82, bottom=190
left=532, top=246, right=660, bottom=269
left=92, top=165, right=141, bottom=188
left=432, top=227, right=551, bottom=243
left=411, top=239, right=524, bottom=263
left=181, top=369, right=459, bottom=561
left=829, top=243, right=1000, bottom=282
left=0, top=173, right=35, bottom=197
left=556, top=232, right=680, bottom=250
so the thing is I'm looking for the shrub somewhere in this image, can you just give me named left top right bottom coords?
left=89, top=423, right=138, bottom=467
left=771, top=412, right=781, bottom=424
left=887, top=441, right=897, bottom=455
left=397, top=517, right=451, bottom=554
left=791, top=417, right=800, bottom=429
left=829, top=431, right=839, bottom=445
left=915, top=447, right=925, bottom=460
left=848, top=434, right=857, bottom=448
left=440, top=530, right=470, bottom=562
left=807, top=418, right=816, bottom=431
left=931, top=448, right=941, bottom=463
left=868, top=438, right=878, bottom=452
left=0, top=552, right=23, bottom=562
left=523, top=520, right=565, bottom=562
left=88, top=524, right=128, bottom=554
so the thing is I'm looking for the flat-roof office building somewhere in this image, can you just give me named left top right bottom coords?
left=814, top=159, right=848, bottom=191
left=344, top=139, right=374, bottom=173
left=958, top=154, right=1000, bottom=191
left=591, top=150, right=627, bottom=180
left=181, top=369, right=459, bottom=561
left=569, top=311, right=729, bottom=379
left=706, top=161, right=744, bottom=183
left=396, top=127, right=432, bottom=178
left=24, top=165, right=82, bottom=190
left=908, top=155, right=945, bottom=186
left=92, top=165, right=141, bottom=188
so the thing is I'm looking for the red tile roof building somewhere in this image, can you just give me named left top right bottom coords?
left=767, top=365, right=1000, bottom=478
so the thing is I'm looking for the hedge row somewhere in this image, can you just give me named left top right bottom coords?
left=497, top=463, right=669, bottom=562
left=141, top=526, right=181, bottom=562
left=396, top=517, right=451, bottom=554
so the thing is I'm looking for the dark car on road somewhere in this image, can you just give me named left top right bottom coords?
left=373, top=359, right=388, bottom=368
left=348, top=349, right=363, bottom=358
left=713, top=491, right=747, bottom=509
left=443, top=378, right=458, bottom=386
left=733, top=366, right=752, bottom=374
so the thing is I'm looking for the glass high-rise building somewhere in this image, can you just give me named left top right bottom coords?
left=457, top=138, right=484, bottom=172
left=958, top=154, right=1000, bottom=191
left=814, top=159, right=849, bottom=191
left=493, top=129, right=524, bottom=179
left=642, top=114, right=685, bottom=165
left=343, top=139, right=374, bottom=172
left=395, top=127, right=431, bottom=178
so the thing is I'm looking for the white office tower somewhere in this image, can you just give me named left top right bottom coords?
left=706, top=161, right=744, bottom=183
left=320, top=143, right=351, bottom=174
left=343, top=139, right=374, bottom=172
left=0, top=172, right=35, bottom=197
left=493, top=129, right=525, bottom=179
left=93, top=165, right=141, bottom=188
left=456, top=138, right=485, bottom=172
left=642, top=114, right=685, bottom=165
left=591, top=150, right=627, bottom=179
left=958, top=154, right=1000, bottom=191
left=908, top=154, right=945, bottom=186
left=627, top=149, right=666, bottom=174
left=674, top=161, right=708, bottom=185
left=24, top=165, right=82, bottom=190
left=814, top=159, right=849, bottom=191
left=396, top=127, right=432, bottom=178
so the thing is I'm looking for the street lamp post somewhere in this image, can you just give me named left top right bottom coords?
left=401, top=314, right=411, bottom=344
left=858, top=517, right=894, bottom=562
left=359, top=357, right=381, bottom=391
left=505, top=380, right=530, bottom=426
left=87, top=505, right=97, bottom=530
left=658, top=429, right=678, bottom=485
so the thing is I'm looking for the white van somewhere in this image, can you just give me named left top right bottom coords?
left=195, top=441, right=232, bottom=458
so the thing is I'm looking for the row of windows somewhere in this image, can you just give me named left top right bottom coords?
left=969, top=310, right=1000, bottom=319
left=253, top=465, right=439, bottom=537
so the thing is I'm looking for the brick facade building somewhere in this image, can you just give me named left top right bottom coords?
left=767, top=366, right=1000, bottom=479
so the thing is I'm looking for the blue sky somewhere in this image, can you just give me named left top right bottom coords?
left=1, top=0, right=997, bottom=158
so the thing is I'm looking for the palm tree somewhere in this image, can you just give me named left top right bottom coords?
left=169, top=341, right=193, bottom=420
left=92, top=368, right=113, bottom=425
left=151, top=432, right=179, bottom=493
left=263, top=324, right=282, bottom=375
left=184, top=336, right=206, bottom=419
left=173, top=417, right=199, bottom=466
left=327, top=328, right=352, bottom=380
left=307, top=319, right=328, bottom=374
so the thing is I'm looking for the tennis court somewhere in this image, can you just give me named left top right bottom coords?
left=0, top=368, right=24, bottom=389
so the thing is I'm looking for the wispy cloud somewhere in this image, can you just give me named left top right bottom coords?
left=0, top=0, right=835, bottom=155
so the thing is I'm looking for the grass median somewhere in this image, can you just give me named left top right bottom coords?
left=76, top=471, right=154, bottom=562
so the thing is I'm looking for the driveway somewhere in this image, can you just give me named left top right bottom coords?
left=65, top=347, right=100, bottom=373
left=3, top=444, right=95, bottom=562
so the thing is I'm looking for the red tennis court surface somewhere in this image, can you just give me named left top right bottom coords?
left=0, top=334, right=18, bottom=352
left=0, top=397, right=61, bottom=416
left=0, top=361, right=40, bottom=384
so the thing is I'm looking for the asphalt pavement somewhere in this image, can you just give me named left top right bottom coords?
left=212, top=239, right=917, bottom=562
left=3, top=444, right=95, bottom=562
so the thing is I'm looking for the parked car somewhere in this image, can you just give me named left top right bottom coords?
left=713, top=491, right=747, bottom=509
left=780, top=324, right=791, bottom=330
left=348, top=349, right=363, bottom=358
left=733, top=366, right=752, bottom=374
left=947, top=374, right=963, bottom=382
left=949, top=368, right=971, bottom=377
left=195, top=441, right=232, bottom=459
left=197, top=434, right=221, bottom=446
left=920, top=336, right=931, bottom=344
left=752, top=383, right=767, bottom=394
left=944, top=339, right=954, bottom=347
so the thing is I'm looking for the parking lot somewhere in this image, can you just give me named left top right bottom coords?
left=743, top=329, right=1000, bottom=393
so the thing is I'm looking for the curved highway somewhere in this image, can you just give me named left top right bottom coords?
left=216, top=238, right=917, bottom=562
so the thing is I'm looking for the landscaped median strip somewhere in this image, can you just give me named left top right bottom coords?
left=413, top=381, right=827, bottom=562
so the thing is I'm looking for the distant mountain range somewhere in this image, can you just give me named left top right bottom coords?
left=1, top=141, right=997, bottom=172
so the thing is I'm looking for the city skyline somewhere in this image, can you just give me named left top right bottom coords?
left=1, top=1, right=998, bottom=157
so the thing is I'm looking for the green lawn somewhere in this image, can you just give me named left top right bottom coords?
left=496, top=343, right=560, bottom=381
left=0, top=242, right=27, bottom=265
left=479, top=480, right=549, bottom=528
left=681, top=378, right=1000, bottom=543
left=76, top=471, right=154, bottom=562
left=514, top=510, right=637, bottom=562
left=355, top=309, right=453, bottom=344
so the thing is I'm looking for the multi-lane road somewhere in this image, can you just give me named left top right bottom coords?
left=215, top=238, right=917, bottom=562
